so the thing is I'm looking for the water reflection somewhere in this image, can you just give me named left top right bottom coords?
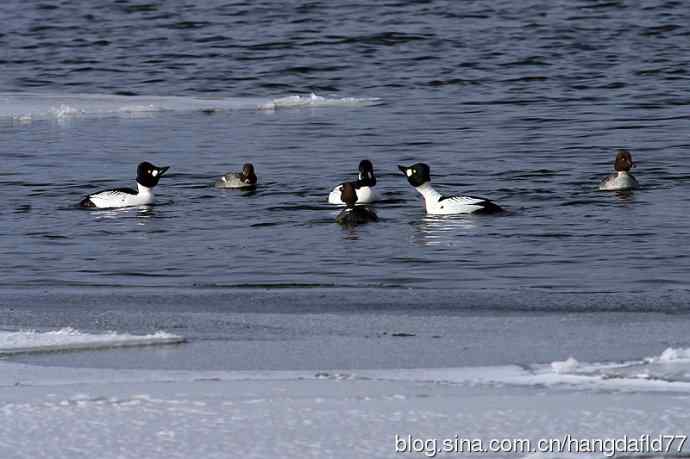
left=414, top=215, right=477, bottom=247
left=91, top=206, right=157, bottom=220
left=341, top=226, right=360, bottom=240
left=613, top=190, right=636, bottom=205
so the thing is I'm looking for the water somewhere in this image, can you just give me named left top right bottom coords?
left=2, top=1, right=690, bottom=371
left=4, top=95, right=688, bottom=294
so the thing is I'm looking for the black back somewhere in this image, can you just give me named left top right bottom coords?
left=437, top=195, right=503, bottom=214
left=471, top=199, right=503, bottom=214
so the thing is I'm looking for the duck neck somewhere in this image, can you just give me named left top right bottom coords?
left=415, top=182, right=442, bottom=202
left=356, top=176, right=375, bottom=188
left=137, top=182, right=154, bottom=196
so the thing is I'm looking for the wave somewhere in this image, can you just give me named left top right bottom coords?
left=0, top=92, right=381, bottom=121
left=0, top=327, right=185, bottom=355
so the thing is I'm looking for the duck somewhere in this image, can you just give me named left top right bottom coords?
left=79, top=162, right=169, bottom=209
left=336, top=182, right=378, bottom=225
left=328, top=160, right=378, bottom=205
left=398, top=163, right=502, bottom=215
left=215, top=163, right=257, bottom=189
left=599, top=149, right=639, bottom=191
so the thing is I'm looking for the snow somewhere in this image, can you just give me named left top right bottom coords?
left=550, top=357, right=579, bottom=374
left=1, top=328, right=689, bottom=458
left=0, top=359, right=689, bottom=458
left=652, top=347, right=690, bottom=363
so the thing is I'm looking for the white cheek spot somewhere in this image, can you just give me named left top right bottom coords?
left=152, top=170, right=158, bottom=177
left=406, top=169, right=413, bottom=177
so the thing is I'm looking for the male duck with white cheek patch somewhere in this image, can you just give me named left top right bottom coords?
left=79, top=162, right=169, bottom=209
left=398, top=163, right=503, bottom=215
left=328, top=159, right=379, bottom=205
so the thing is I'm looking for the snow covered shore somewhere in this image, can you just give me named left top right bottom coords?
left=1, top=329, right=689, bottom=458
left=1, top=357, right=690, bottom=458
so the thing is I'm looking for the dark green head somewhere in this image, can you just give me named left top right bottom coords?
left=398, top=163, right=430, bottom=187
left=136, top=162, right=169, bottom=188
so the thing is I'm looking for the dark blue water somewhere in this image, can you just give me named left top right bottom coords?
left=2, top=0, right=690, bottom=310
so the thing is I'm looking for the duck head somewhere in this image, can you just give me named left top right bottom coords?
left=614, top=150, right=635, bottom=172
left=136, top=162, right=169, bottom=188
left=241, top=163, right=257, bottom=185
left=358, top=160, right=376, bottom=187
left=398, top=163, right=431, bottom=187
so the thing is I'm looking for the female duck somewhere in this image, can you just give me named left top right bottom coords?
left=335, top=182, right=378, bottom=226
left=215, top=163, right=257, bottom=189
left=599, top=150, right=639, bottom=191
left=79, top=161, right=169, bottom=209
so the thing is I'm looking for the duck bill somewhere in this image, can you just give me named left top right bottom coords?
left=398, top=165, right=409, bottom=174
left=157, top=166, right=170, bottom=177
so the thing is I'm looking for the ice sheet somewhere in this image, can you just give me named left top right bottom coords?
left=0, top=328, right=184, bottom=355
left=0, top=360, right=689, bottom=459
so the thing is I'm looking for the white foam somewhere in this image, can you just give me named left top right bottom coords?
left=550, top=357, right=579, bottom=374
left=0, top=327, right=185, bottom=355
left=650, top=347, right=690, bottom=362
left=0, top=92, right=381, bottom=121
left=49, top=104, right=81, bottom=118
left=259, top=92, right=381, bottom=110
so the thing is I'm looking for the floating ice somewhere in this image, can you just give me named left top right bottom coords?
left=49, top=104, right=81, bottom=118
left=259, top=92, right=382, bottom=110
left=650, top=347, right=690, bottom=362
left=550, top=357, right=579, bottom=374
left=0, top=327, right=185, bottom=355
left=0, top=91, right=381, bottom=121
